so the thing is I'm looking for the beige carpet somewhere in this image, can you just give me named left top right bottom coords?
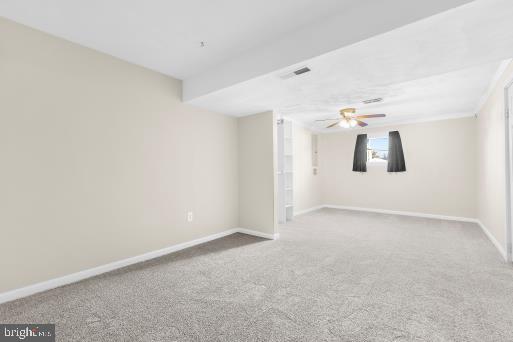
left=1, top=208, right=513, bottom=341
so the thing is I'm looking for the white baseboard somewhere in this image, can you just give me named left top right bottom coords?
left=293, top=204, right=477, bottom=222
left=0, top=227, right=277, bottom=305
left=321, top=204, right=507, bottom=261
left=475, top=220, right=507, bottom=261
left=293, top=205, right=324, bottom=216
left=294, top=204, right=506, bottom=261
left=323, top=204, right=478, bottom=223
left=236, top=228, right=279, bottom=240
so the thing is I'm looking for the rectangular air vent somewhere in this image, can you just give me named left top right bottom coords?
left=362, top=97, right=383, bottom=104
left=294, top=67, right=311, bottom=75
left=279, top=66, right=311, bottom=80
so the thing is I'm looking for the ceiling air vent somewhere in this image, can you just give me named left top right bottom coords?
left=279, top=66, right=311, bottom=80
left=294, top=67, right=311, bottom=75
left=362, top=97, right=383, bottom=104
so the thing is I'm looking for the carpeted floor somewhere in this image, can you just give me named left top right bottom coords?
left=2, top=208, right=513, bottom=341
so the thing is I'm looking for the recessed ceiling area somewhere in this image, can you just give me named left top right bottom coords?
left=300, top=61, right=504, bottom=132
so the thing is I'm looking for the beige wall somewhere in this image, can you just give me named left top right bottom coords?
left=0, top=18, right=239, bottom=293
left=476, top=61, right=513, bottom=254
left=293, top=125, right=322, bottom=213
left=318, top=117, right=477, bottom=218
left=238, top=112, right=277, bottom=235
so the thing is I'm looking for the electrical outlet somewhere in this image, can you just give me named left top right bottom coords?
left=187, top=211, right=193, bottom=222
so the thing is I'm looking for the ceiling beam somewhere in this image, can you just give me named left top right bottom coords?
left=183, top=0, right=473, bottom=102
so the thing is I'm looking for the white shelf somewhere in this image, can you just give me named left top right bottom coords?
left=278, top=119, right=294, bottom=223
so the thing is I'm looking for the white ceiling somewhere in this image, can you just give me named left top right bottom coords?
left=0, top=0, right=358, bottom=79
left=185, top=0, right=513, bottom=129
left=1, top=0, right=512, bottom=130
left=0, top=0, right=471, bottom=82
left=182, top=0, right=472, bottom=101
left=304, top=62, right=503, bottom=132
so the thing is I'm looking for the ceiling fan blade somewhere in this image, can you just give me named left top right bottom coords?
left=326, top=121, right=340, bottom=128
left=355, top=120, right=368, bottom=127
left=353, top=114, right=386, bottom=119
left=315, top=118, right=340, bottom=122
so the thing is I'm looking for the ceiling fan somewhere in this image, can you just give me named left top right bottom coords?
left=316, top=108, right=386, bottom=128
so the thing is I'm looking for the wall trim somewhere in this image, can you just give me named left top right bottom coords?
left=296, top=204, right=507, bottom=261
left=323, top=204, right=478, bottom=222
left=504, top=78, right=513, bottom=263
left=475, top=220, right=507, bottom=261
left=475, top=58, right=512, bottom=116
left=295, top=204, right=476, bottom=222
left=0, top=228, right=277, bottom=305
left=236, top=228, right=279, bottom=240
left=294, top=205, right=324, bottom=216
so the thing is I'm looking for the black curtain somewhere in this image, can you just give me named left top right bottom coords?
left=352, top=134, right=367, bottom=172
left=388, top=131, right=406, bottom=172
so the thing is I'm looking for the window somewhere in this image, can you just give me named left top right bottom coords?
left=367, top=136, right=388, bottom=163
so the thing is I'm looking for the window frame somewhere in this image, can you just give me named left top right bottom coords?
left=366, top=132, right=389, bottom=167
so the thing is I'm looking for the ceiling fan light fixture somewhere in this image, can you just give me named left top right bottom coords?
left=323, top=107, right=386, bottom=129
left=339, top=120, right=350, bottom=128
